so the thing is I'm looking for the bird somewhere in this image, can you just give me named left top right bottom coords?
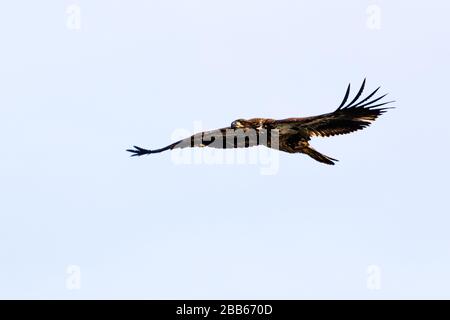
left=127, top=79, right=394, bottom=165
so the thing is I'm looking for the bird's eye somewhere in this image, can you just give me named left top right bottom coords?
left=231, top=120, right=240, bottom=128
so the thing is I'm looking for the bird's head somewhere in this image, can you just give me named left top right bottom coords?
left=231, top=119, right=245, bottom=129
left=231, top=119, right=252, bottom=129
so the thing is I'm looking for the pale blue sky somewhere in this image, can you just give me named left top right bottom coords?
left=1, top=0, right=449, bottom=299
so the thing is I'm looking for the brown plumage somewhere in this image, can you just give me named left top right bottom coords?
left=127, top=79, right=394, bottom=165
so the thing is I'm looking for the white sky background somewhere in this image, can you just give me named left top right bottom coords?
left=0, top=0, right=449, bottom=299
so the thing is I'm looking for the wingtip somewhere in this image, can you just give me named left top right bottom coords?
left=126, top=146, right=153, bottom=157
left=126, top=149, right=139, bottom=157
left=337, top=83, right=351, bottom=110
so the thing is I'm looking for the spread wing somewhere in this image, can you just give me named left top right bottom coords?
left=275, top=79, right=394, bottom=138
left=127, top=127, right=262, bottom=156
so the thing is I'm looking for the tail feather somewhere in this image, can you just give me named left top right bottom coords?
left=302, top=146, right=338, bottom=165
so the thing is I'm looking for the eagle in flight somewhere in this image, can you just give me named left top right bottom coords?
left=127, top=79, right=394, bottom=165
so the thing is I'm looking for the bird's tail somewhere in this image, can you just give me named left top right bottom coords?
left=302, top=146, right=338, bottom=165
